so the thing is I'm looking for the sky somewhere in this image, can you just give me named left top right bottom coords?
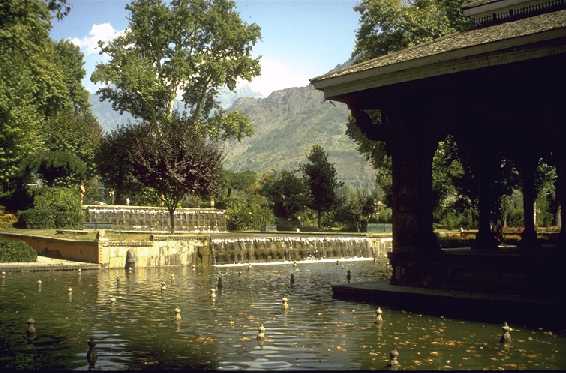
left=50, top=0, right=361, bottom=98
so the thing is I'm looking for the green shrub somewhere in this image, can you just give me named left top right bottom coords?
left=17, top=208, right=56, bottom=229
left=0, top=213, right=17, bottom=229
left=226, top=195, right=274, bottom=231
left=17, top=187, right=82, bottom=229
left=0, top=238, right=37, bottom=262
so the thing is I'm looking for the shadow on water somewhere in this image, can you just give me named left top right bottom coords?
left=0, top=261, right=564, bottom=370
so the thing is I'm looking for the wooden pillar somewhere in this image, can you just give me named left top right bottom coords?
left=556, top=156, right=566, bottom=246
left=472, top=151, right=499, bottom=251
left=390, top=119, right=439, bottom=254
left=518, top=156, right=538, bottom=249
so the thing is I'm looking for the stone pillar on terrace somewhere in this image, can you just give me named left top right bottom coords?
left=518, top=156, right=539, bottom=250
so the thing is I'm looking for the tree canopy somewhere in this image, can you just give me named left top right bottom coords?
left=352, top=0, right=470, bottom=62
left=91, top=0, right=261, bottom=141
left=0, top=0, right=101, bottom=210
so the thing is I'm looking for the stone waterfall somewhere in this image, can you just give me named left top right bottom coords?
left=210, top=236, right=391, bottom=264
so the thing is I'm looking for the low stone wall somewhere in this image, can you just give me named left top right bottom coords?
left=0, top=233, right=100, bottom=263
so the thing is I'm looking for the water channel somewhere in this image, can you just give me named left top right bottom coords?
left=0, top=261, right=564, bottom=370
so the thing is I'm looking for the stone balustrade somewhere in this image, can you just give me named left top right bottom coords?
left=83, top=205, right=227, bottom=232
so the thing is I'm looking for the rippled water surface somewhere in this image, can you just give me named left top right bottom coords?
left=0, top=261, right=565, bottom=370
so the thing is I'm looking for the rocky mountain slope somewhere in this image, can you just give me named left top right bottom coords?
left=223, top=86, right=375, bottom=187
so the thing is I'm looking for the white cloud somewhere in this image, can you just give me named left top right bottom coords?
left=69, top=23, right=123, bottom=56
left=243, top=57, right=310, bottom=97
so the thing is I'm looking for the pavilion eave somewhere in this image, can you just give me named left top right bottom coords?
left=310, top=10, right=566, bottom=101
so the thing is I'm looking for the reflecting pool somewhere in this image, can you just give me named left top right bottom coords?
left=0, top=261, right=564, bottom=370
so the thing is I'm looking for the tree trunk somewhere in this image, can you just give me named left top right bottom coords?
left=168, top=208, right=175, bottom=234
left=317, top=210, right=321, bottom=230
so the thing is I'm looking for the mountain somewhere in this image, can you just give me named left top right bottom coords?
left=90, top=85, right=262, bottom=133
left=90, top=86, right=377, bottom=188
left=223, top=86, right=376, bottom=188
left=89, top=94, right=135, bottom=132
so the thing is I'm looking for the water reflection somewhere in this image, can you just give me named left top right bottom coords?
left=0, top=262, right=564, bottom=370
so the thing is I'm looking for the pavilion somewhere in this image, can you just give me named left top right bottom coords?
left=311, top=0, right=566, bottom=299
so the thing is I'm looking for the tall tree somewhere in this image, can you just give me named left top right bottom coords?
left=91, top=0, right=261, bottom=140
left=302, top=145, right=340, bottom=229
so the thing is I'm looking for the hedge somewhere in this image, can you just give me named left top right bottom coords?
left=0, top=238, right=37, bottom=262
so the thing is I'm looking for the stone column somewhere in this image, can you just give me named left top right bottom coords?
left=518, top=156, right=538, bottom=249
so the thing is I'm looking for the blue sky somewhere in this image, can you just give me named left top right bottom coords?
left=50, top=0, right=360, bottom=97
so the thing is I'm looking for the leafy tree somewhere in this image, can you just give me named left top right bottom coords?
left=91, top=0, right=261, bottom=141
left=301, top=145, right=340, bottom=229
left=95, top=125, right=146, bottom=204
left=130, top=116, right=224, bottom=233
left=260, top=171, right=308, bottom=223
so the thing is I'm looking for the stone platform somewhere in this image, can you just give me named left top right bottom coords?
left=332, top=280, right=565, bottom=329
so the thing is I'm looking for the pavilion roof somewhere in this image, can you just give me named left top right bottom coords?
left=311, top=9, right=566, bottom=86
left=462, top=0, right=502, bottom=10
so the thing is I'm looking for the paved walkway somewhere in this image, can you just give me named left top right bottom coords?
left=0, top=256, right=99, bottom=272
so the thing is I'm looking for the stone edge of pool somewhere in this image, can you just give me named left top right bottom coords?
left=332, top=280, right=566, bottom=328
left=0, top=257, right=100, bottom=272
